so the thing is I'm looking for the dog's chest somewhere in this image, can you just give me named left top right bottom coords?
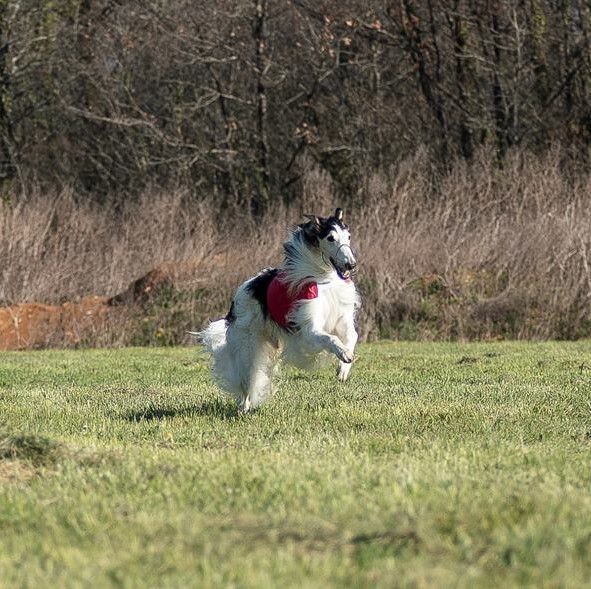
left=317, top=281, right=358, bottom=324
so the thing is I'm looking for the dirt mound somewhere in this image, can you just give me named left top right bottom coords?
left=108, top=266, right=174, bottom=306
left=0, top=296, right=112, bottom=350
left=0, top=259, right=220, bottom=350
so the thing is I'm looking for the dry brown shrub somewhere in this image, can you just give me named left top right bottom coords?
left=1, top=149, right=591, bottom=346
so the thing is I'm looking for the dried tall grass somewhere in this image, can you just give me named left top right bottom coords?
left=356, top=149, right=591, bottom=340
left=2, top=149, right=591, bottom=344
left=0, top=189, right=220, bottom=304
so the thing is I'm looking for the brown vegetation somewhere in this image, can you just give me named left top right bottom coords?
left=2, top=150, right=591, bottom=348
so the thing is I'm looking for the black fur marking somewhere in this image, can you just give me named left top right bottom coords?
left=298, top=222, right=320, bottom=246
left=318, top=216, right=348, bottom=239
left=298, top=215, right=348, bottom=246
left=225, top=301, right=236, bottom=324
left=318, top=217, right=349, bottom=239
left=246, top=268, right=279, bottom=318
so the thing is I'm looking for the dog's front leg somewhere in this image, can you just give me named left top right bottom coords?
left=336, top=324, right=358, bottom=382
left=295, top=302, right=352, bottom=363
left=336, top=318, right=358, bottom=382
left=303, top=330, right=352, bottom=364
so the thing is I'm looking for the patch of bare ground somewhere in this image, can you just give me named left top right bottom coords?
left=0, top=433, right=119, bottom=484
left=0, top=460, right=36, bottom=484
left=0, top=296, right=112, bottom=350
left=0, top=258, right=223, bottom=349
left=0, top=433, right=61, bottom=484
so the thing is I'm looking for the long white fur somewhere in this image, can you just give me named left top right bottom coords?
left=198, top=213, right=360, bottom=412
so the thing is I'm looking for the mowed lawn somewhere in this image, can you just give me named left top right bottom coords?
left=1, top=342, right=590, bottom=588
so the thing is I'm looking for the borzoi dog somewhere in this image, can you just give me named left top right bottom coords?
left=198, top=208, right=360, bottom=412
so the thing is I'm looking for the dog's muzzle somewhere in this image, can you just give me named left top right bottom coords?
left=331, top=244, right=357, bottom=280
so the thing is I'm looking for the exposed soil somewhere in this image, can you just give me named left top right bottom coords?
left=0, top=296, right=112, bottom=350
left=0, top=256, right=233, bottom=350
left=0, top=263, right=186, bottom=350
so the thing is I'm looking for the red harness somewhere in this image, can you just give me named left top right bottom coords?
left=266, top=274, right=318, bottom=329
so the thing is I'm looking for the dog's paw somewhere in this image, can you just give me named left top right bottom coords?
left=337, top=361, right=352, bottom=382
left=238, top=396, right=251, bottom=414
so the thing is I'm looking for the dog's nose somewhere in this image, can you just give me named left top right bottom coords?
left=345, top=261, right=357, bottom=271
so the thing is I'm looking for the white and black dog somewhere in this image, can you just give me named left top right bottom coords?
left=198, top=208, right=360, bottom=412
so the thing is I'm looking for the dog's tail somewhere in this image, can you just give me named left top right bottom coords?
left=192, top=319, right=227, bottom=353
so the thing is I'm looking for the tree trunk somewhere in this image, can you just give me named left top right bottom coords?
left=252, top=0, right=270, bottom=216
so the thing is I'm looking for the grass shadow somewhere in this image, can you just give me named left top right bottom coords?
left=122, top=399, right=237, bottom=422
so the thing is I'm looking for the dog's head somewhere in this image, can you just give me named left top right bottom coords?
left=300, top=208, right=357, bottom=280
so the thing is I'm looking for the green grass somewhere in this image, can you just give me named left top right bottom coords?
left=1, top=341, right=590, bottom=588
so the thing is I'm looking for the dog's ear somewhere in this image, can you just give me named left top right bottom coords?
left=333, top=207, right=348, bottom=229
left=300, top=214, right=322, bottom=245
left=303, top=214, right=321, bottom=227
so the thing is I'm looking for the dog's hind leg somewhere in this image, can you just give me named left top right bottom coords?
left=244, top=342, right=278, bottom=411
left=223, top=326, right=259, bottom=412
left=221, top=327, right=276, bottom=413
left=201, top=320, right=253, bottom=408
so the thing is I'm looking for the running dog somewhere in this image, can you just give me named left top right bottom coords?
left=197, top=208, right=360, bottom=412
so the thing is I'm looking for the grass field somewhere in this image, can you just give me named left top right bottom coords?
left=1, top=341, right=590, bottom=588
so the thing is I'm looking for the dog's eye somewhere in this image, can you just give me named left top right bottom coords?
left=327, top=235, right=335, bottom=242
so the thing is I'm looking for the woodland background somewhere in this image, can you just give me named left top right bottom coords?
left=1, top=0, right=591, bottom=347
